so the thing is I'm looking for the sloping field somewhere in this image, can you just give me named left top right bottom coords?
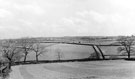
left=10, top=60, right=135, bottom=79
left=100, top=46, right=118, bottom=55
left=23, top=43, right=132, bottom=61
left=25, top=43, right=95, bottom=61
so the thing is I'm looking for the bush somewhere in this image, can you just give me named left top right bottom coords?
left=89, top=52, right=100, bottom=59
left=0, top=57, right=11, bottom=79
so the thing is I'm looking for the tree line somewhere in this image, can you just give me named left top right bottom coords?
left=0, top=38, right=50, bottom=79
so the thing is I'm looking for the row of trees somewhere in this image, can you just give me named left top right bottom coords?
left=0, top=38, right=50, bottom=71
left=0, top=38, right=50, bottom=79
left=0, top=38, right=64, bottom=79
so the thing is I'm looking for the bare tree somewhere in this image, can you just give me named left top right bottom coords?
left=55, top=48, right=63, bottom=61
left=32, top=43, right=48, bottom=62
left=17, top=38, right=33, bottom=63
left=117, top=36, right=135, bottom=59
left=0, top=40, right=23, bottom=69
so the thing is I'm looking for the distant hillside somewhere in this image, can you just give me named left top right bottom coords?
left=0, top=35, right=133, bottom=45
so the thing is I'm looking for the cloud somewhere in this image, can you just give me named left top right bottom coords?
left=13, top=3, right=45, bottom=15
left=0, top=0, right=135, bottom=38
left=110, top=0, right=135, bottom=9
left=63, top=9, right=135, bottom=36
left=0, top=0, right=45, bottom=16
left=77, top=10, right=123, bottom=24
left=0, top=9, right=12, bottom=18
left=57, top=17, right=90, bottom=36
left=88, top=11, right=107, bottom=23
left=77, top=10, right=107, bottom=23
left=62, top=17, right=88, bottom=26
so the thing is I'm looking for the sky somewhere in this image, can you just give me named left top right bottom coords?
left=0, top=0, right=135, bottom=39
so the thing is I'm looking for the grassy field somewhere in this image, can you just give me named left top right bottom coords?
left=9, top=40, right=135, bottom=79
left=25, top=43, right=95, bottom=61
left=10, top=60, right=135, bottom=79
left=23, top=43, right=130, bottom=61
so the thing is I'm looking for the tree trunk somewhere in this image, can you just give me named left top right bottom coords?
left=58, top=53, right=60, bottom=61
left=96, top=45, right=105, bottom=60
left=128, top=51, right=130, bottom=59
left=127, top=46, right=131, bottom=59
left=24, top=53, right=28, bottom=63
left=7, top=58, right=12, bottom=70
left=8, top=62, right=12, bottom=70
left=36, top=54, right=38, bottom=63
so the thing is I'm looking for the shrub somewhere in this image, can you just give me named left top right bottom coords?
left=0, top=57, right=11, bottom=79
left=89, top=52, right=100, bottom=59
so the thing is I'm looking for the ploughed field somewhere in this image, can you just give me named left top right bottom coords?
left=10, top=60, right=135, bottom=79
left=23, top=43, right=129, bottom=61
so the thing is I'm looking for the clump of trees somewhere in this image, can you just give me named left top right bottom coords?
left=117, top=36, right=135, bottom=59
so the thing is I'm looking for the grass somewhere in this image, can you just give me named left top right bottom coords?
left=10, top=60, right=135, bottom=79
left=19, top=66, right=34, bottom=79
left=21, top=43, right=133, bottom=61
left=9, top=42, right=135, bottom=79
left=23, top=43, right=94, bottom=61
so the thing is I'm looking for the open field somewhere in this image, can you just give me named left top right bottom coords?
left=1, top=37, right=135, bottom=79
left=25, top=43, right=95, bottom=61
left=23, top=43, right=131, bottom=61
left=10, top=60, right=135, bottom=79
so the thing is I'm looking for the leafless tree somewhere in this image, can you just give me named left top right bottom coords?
left=32, top=43, right=48, bottom=62
left=17, top=38, right=33, bottom=63
left=0, top=40, right=23, bottom=69
left=55, top=48, right=63, bottom=61
left=117, top=36, right=135, bottom=59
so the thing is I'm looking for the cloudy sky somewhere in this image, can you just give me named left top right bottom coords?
left=0, top=0, right=135, bottom=39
